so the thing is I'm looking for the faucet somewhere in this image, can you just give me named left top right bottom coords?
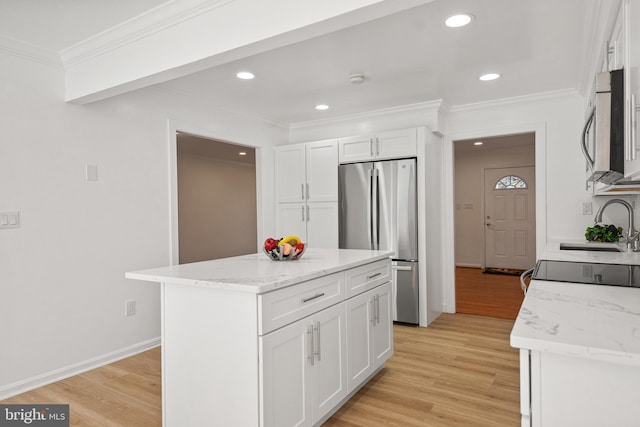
left=594, top=198, right=640, bottom=251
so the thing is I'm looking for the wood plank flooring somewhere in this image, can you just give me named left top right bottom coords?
left=455, top=267, right=525, bottom=320
left=2, top=314, right=520, bottom=426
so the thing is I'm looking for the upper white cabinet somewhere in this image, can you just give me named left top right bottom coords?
left=275, top=140, right=338, bottom=247
left=338, top=128, right=417, bottom=163
left=275, top=140, right=338, bottom=203
left=624, top=0, right=640, bottom=179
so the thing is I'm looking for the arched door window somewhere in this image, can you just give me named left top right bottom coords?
left=494, top=175, right=528, bottom=190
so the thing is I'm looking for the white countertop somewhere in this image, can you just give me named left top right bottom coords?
left=511, top=240, right=640, bottom=366
left=126, top=248, right=393, bottom=294
left=542, top=239, right=640, bottom=265
left=511, top=279, right=640, bottom=367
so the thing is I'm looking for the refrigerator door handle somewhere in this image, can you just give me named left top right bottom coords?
left=367, top=168, right=373, bottom=249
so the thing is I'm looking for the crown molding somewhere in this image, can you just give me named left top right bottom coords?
left=0, top=34, right=60, bottom=66
left=290, top=100, right=444, bottom=130
left=448, top=89, right=580, bottom=113
left=60, top=0, right=236, bottom=68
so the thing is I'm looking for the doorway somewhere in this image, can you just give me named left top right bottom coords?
left=176, top=132, right=257, bottom=264
left=453, top=133, right=535, bottom=319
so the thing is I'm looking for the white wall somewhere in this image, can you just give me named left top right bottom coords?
left=455, top=141, right=535, bottom=267
left=441, top=91, right=586, bottom=312
left=0, top=51, right=286, bottom=398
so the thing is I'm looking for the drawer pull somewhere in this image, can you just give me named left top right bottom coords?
left=301, top=293, right=325, bottom=303
left=366, top=272, right=382, bottom=280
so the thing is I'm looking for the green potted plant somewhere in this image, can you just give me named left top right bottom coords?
left=585, top=224, right=623, bottom=242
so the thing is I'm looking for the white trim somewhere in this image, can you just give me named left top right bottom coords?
left=449, top=89, right=579, bottom=113
left=290, top=100, right=444, bottom=131
left=0, top=34, right=60, bottom=65
left=0, top=338, right=160, bottom=400
left=60, top=0, right=235, bottom=67
left=444, top=122, right=547, bottom=313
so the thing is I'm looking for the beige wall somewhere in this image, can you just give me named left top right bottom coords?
left=177, top=152, right=257, bottom=263
left=454, top=136, right=535, bottom=267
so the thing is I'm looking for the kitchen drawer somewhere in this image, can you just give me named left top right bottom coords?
left=259, top=272, right=345, bottom=335
left=345, top=259, right=391, bottom=298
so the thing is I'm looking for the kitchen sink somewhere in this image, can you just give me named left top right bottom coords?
left=559, top=242, right=625, bottom=252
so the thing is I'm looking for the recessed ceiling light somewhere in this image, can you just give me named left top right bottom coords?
left=445, top=13, right=474, bottom=28
left=238, top=151, right=247, bottom=156
left=479, top=73, right=501, bottom=81
left=474, top=141, right=483, bottom=146
left=236, top=71, right=255, bottom=80
left=315, top=104, right=330, bottom=111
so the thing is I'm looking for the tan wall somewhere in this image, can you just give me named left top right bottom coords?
left=178, top=152, right=257, bottom=263
left=454, top=142, right=535, bottom=267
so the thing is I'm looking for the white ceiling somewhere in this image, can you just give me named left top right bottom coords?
left=0, top=0, right=594, bottom=125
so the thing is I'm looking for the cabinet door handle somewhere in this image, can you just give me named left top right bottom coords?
left=370, top=138, right=374, bottom=157
left=307, top=205, right=310, bottom=222
left=370, top=299, right=375, bottom=324
left=301, top=292, right=325, bottom=303
left=366, top=272, right=382, bottom=280
left=375, top=137, right=380, bottom=155
left=375, top=294, right=380, bottom=324
left=307, top=324, right=314, bottom=366
left=301, top=184, right=305, bottom=200
left=301, top=205, right=305, bottom=222
left=306, top=183, right=309, bottom=200
left=314, top=321, right=321, bottom=362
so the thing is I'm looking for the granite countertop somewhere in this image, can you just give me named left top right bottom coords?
left=126, top=248, right=393, bottom=294
left=511, top=239, right=640, bottom=366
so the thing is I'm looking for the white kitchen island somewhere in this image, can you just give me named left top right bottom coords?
left=126, top=248, right=394, bottom=427
left=511, top=247, right=640, bottom=427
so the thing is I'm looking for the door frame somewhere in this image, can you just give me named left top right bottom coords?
left=482, top=165, right=536, bottom=270
left=167, top=119, right=264, bottom=265
left=443, top=122, right=547, bottom=313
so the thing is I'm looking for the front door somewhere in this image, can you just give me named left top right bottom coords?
left=484, top=166, right=535, bottom=270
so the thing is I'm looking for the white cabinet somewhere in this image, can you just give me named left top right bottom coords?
left=275, top=140, right=338, bottom=247
left=519, top=349, right=640, bottom=426
left=275, top=202, right=338, bottom=248
left=338, top=128, right=417, bottom=163
left=260, top=303, right=347, bottom=427
left=624, top=0, right=640, bottom=178
left=275, top=140, right=338, bottom=203
left=345, top=282, right=393, bottom=392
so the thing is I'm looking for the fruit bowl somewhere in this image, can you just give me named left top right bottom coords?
left=263, top=236, right=306, bottom=261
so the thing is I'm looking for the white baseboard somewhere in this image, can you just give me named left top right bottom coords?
left=455, top=263, right=482, bottom=268
left=0, top=337, right=161, bottom=400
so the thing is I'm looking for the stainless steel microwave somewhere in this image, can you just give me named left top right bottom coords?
left=581, top=69, right=625, bottom=184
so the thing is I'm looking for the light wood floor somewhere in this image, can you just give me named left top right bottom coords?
left=455, top=267, right=525, bottom=320
left=2, top=313, right=519, bottom=426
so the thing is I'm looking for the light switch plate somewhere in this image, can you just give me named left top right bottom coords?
left=582, top=202, right=593, bottom=215
left=86, top=164, right=98, bottom=181
left=0, top=212, right=20, bottom=229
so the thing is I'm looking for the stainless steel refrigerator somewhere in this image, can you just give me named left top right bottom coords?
left=338, top=158, right=419, bottom=324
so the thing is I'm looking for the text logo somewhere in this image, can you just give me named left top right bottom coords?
left=0, top=405, right=69, bottom=426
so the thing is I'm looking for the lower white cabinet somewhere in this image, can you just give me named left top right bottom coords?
left=260, top=303, right=347, bottom=427
left=346, top=282, right=393, bottom=391
left=520, top=349, right=640, bottom=426
left=276, top=202, right=338, bottom=248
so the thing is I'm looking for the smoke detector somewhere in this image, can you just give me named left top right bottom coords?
left=349, top=74, right=365, bottom=85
